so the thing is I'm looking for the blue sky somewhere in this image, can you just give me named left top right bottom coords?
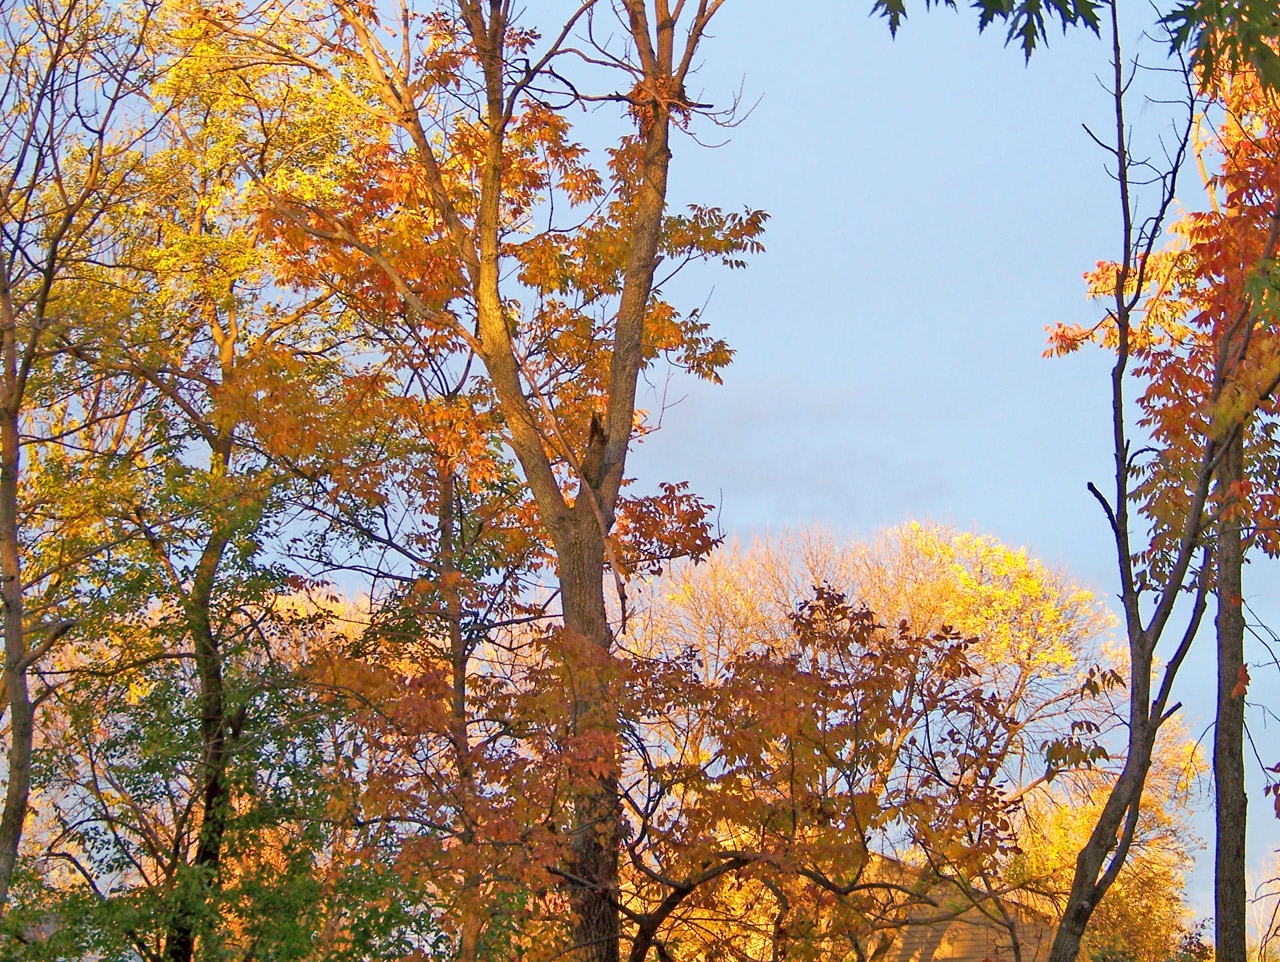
left=621, top=0, right=1280, bottom=919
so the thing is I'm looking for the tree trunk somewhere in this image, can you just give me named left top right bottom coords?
left=1214, top=431, right=1247, bottom=962
left=558, top=511, right=620, bottom=962
left=0, top=395, right=31, bottom=914
left=249, top=8, right=716, bottom=959
left=163, top=467, right=235, bottom=962
left=439, top=460, right=486, bottom=962
left=1047, top=723, right=1157, bottom=962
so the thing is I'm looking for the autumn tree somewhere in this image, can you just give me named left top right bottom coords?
left=11, top=2, right=1275, bottom=960
left=21, top=591, right=450, bottom=960
left=291, top=520, right=1052, bottom=962
left=1047, top=40, right=1280, bottom=959
left=0, top=11, right=415, bottom=956
left=622, top=524, right=1128, bottom=962
left=0, top=0, right=164, bottom=915
left=845, top=526, right=1202, bottom=962
left=184, top=3, right=770, bottom=959
left=1121, top=74, right=1280, bottom=962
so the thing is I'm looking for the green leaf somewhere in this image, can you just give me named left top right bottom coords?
left=1164, top=0, right=1280, bottom=92
left=874, top=0, right=1103, bottom=58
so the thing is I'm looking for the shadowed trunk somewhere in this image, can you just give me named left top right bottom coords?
left=558, top=513, right=620, bottom=962
left=1047, top=724, right=1157, bottom=962
left=163, top=438, right=236, bottom=962
left=440, top=460, right=486, bottom=962
left=1214, top=431, right=1247, bottom=962
left=0, top=391, right=32, bottom=913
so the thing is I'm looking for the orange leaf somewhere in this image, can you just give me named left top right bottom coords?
left=1231, top=664, right=1250, bottom=699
